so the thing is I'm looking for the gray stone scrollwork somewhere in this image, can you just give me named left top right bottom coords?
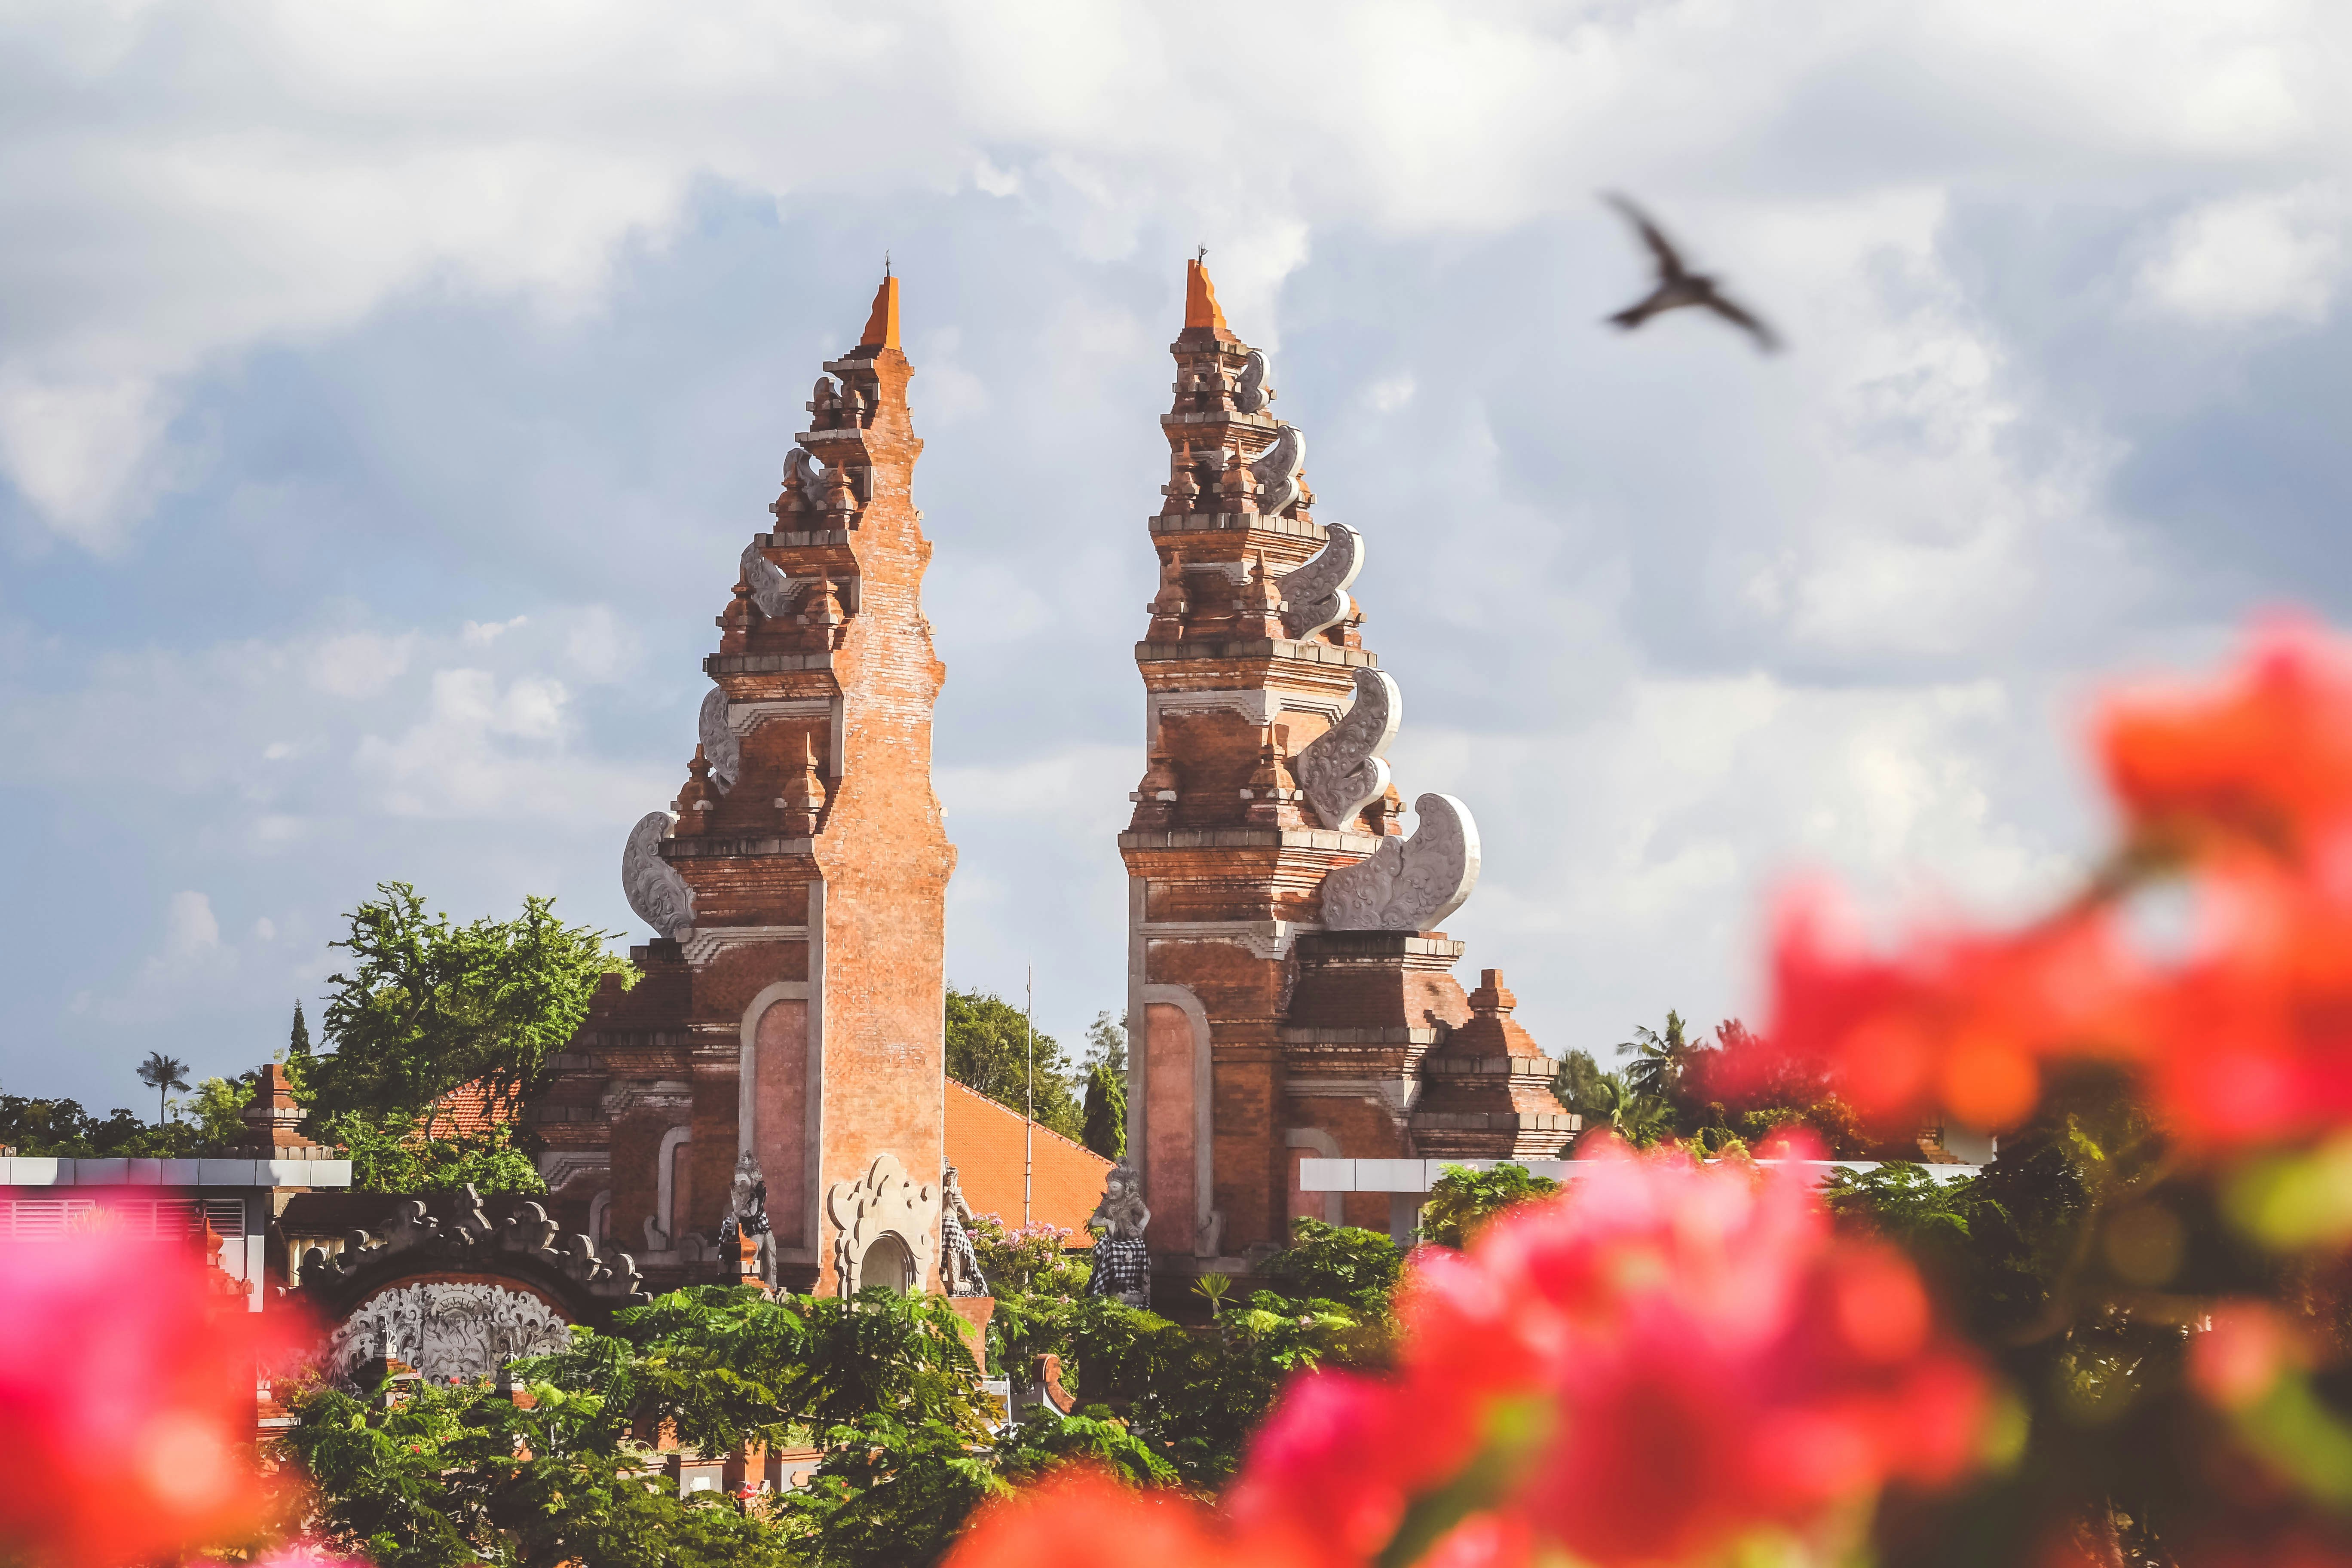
left=1235, top=349, right=1271, bottom=414
left=1278, top=521, right=1363, bottom=642
left=740, top=539, right=804, bottom=622
left=622, top=811, right=696, bottom=940
left=1319, top=791, right=1482, bottom=932
left=781, top=448, right=828, bottom=513
left=327, top=1281, right=571, bottom=1385
left=1294, top=667, right=1400, bottom=831
left=697, top=687, right=742, bottom=793
left=1250, top=422, right=1306, bottom=516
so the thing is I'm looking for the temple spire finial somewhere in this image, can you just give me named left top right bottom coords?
left=861, top=273, right=901, bottom=350
left=1183, top=256, right=1234, bottom=341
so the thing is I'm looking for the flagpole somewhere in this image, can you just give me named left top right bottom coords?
left=1024, top=967, right=1035, bottom=1229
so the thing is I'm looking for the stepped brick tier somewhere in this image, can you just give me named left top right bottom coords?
left=1121, top=261, right=1576, bottom=1285
left=533, top=277, right=957, bottom=1296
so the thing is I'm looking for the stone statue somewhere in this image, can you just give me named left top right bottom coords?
left=939, top=1165, right=988, bottom=1298
left=1320, top=791, right=1482, bottom=932
left=718, top=1151, right=775, bottom=1286
left=1294, top=667, right=1400, bottom=832
left=1085, top=1160, right=1152, bottom=1308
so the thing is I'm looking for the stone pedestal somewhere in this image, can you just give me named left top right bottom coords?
left=946, top=1294, right=995, bottom=1371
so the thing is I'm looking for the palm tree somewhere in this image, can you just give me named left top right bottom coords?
left=136, top=1051, right=192, bottom=1127
left=1584, top=1070, right=1674, bottom=1146
left=1618, top=1011, right=1705, bottom=1106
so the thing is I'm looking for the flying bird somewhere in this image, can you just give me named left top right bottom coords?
left=1602, top=193, right=1781, bottom=353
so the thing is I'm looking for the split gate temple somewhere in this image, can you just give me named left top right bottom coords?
left=538, top=264, right=1569, bottom=1301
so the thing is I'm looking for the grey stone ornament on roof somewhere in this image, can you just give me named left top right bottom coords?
left=622, top=810, right=696, bottom=940
left=1294, top=666, right=1400, bottom=831
left=1235, top=349, right=1271, bottom=414
left=1250, top=421, right=1306, bottom=516
left=1278, top=520, right=1363, bottom=642
left=697, top=686, right=742, bottom=793
left=1319, top=791, right=1482, bottom=932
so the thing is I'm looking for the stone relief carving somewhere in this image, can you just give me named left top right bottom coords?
left=1249, top=422, right=1306, bottom=516
left=824, top=1152, right=939, bottom=1296
left=1293, top=668, right=1401, bottom=831
left=621, top=811, right=696, bottom=940
left=1278, top=521, right=1363, bottom=642
left=1319, top=792, right=1483, bottom=933
left=327, top=1280, right=572, bottom=1384
left=781, top=447, right=828, bottom=513
left=1234, top=349, right=1271, bottom=414
left=739, top=539, right=803, bottom=622
left=697, top=686, right=743, bottom=793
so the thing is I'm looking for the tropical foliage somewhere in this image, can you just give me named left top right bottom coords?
left=944, top=986, right=1084, bottom=1140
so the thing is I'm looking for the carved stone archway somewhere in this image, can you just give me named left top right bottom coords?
left=824, top=1152, right=938, bottom=1296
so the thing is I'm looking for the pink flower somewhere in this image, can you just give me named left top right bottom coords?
left=0, top=1231, right=303, bottom=1567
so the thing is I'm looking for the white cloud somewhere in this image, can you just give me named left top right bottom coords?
left=2139, top=185, right=2343, bottom=325
left=463, top=614, right=530, bottom=646
left=311, top=631, right=416, bottom=699
left=5, top=0, right=2339, bottom=543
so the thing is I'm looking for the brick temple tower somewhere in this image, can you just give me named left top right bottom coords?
left=1120, top=262, right=1571, bottom=1284
left=536, top=277, right=956, bottom=1296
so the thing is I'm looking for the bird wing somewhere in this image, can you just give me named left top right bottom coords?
left=1604, top=193, right=1687, bottom=281
left=1703, top=291, right=1782, bottom=352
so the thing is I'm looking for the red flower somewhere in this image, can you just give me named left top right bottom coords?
left=2100, top=617, right=2352, bottom=869
left=0, top=1231, right=300, bottom=1567
left=1217, top=1143, right=1989, bottom=1568
left=2140, top=857, right=2352, bottom=1151
left=943, top=1468, right=1235, bottom=1568
left=1754, top=882, right=2147, bottom=1131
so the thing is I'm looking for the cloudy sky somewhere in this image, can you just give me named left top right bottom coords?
left=1, top=0, right=2344, bottom=1111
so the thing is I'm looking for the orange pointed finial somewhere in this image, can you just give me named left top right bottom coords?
left=860, top=274, right=901, bottom=349
left=1184, top=257, right=1232, bottom=336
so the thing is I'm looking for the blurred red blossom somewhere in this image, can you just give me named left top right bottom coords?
left=1749, top=884, right=2148, bottom=1133
left=949, top=1142, right=1988, bottom=1568
left=2099, top=617, right=2352, bottom=870
left=0, top=1228, right=300, bottom=1568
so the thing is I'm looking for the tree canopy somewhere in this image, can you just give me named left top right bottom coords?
left=944, top=986, right=1083, bottom=1140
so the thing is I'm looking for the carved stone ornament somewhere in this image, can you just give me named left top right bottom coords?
left=327, top=1280, right=571, bottom=1385
left=291, top=1185, right=648, bottom=1366
left=1278, top=521, right=1363, bottom=641
left=780, top=447, right=827, bottom=513
left=621, top=811, right=695, bottom=940
left=1319, top=791, right=1483, bottom=932
left=939, top=1166, right=987, bottom=1298
left=719, top=1151, right=775, bottom=1286
left=740, top=539, right=802, bottom=622
left=1293, top=667, right=1400, bottom=831
left=824, top=1152, right=940, bottom=1297
left=1249, top=421, right=1306, bottom=516
left=697, top=686, right=742, bottom=793
left=1235, top=349, right=1271, bottom=414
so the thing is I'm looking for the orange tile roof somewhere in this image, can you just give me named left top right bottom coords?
left=943, top=1078, right=1113, bottom=1249
left=415, top=1078, right=514, bottom=1142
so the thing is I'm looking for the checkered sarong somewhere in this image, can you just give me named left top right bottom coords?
left=1087, top=1237, right=1151, bottom=1303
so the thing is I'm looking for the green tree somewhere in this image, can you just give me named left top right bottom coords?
left=1266, top=1217, right=1404, bottom=1319
left=1617, top=1010, right=1708, bottom=1107
left=1551, top=1047, right=1606, bottom=1115
left=0, top=1095, right=199, bottom=1157
left=313, top=882, right=634, bottom=1120
left=187, top=1075, right=256, bottom=1145
left=1420, top=1162, right=1562, bottom=1249
left=1084, top=1010, right=1127, bottom=1075
left=135, top=1051, right=191, bottom=1127
left=326, top=1110, right=547, bottom=1194
left=285, top=998, right=315, bottom=1098
left=944, top=986, right=1082, bottom=1140
left=1080, top=1061, right=1125, bottom=1160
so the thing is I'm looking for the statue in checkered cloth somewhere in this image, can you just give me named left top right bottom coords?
left=1085, top=1160, right=1152, bottom=1308
left=939, top=1165, right=988, bottom=1298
